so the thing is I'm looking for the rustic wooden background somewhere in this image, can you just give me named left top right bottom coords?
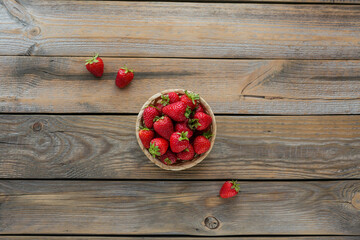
left=0, top=0, right=360, bottom=239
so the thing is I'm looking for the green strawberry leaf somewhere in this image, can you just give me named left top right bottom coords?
left=203, top=130, right=212, bottom=139
left=188, top=118, right=201, bottom=130
left=185, top=90, right=200, bottom=105
left=85, top=53, right=99, bottom=65
left=149, top=143, right=161, bottom=158
left=161, top=95, right=170, bottom=106
left=230, top=180, right=240, bottom=192
left=185, top=106, right=193, bottom=119
left=177, top=131, right=189, bottom=141
left=164, top=158, right=172, bottom=165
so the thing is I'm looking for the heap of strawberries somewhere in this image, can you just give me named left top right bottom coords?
left=139, top=90, right=213, bottom=165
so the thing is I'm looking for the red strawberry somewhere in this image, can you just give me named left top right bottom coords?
left=195, top=104, right=204, bottom=113
left=155, top=103, right=164, bottom=114
left=181, top=90, right=199, bottom=110
left=138, top=127, right=154, bottom=149
left=161, top=92, right=180, bottom=106
left=162, top=101, right=187, bottom=122
left=219, top=180, right=240, bottom=199
left=143, top=106, right=160, bottom=129
left=177, top=144, right=195, bottom=161
left=149, top=138, right=168, bottom=157
left=85, top=53, right=104, bottom=77
left=160, top=150, right=177, bottom=165
left=170, top=131, right=190, bottom=153
left=175, top=121, right=193, bottom=138
left=153, top=116, right=174, bottom=140
left=115, top=66, right=134, bottom=88
left=190, top=112, right=212, bottom=131
left=193, top=131, right=212, bottom=154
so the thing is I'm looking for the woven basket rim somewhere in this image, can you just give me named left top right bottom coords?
left=135, top=89, right=217, bottom=171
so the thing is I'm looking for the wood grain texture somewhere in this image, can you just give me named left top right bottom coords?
left=0, top=115, right=359, bottom=179
left=1, top=1, right=360, bottom=59
left=0, top=237, right=359, bottom=240
left=0, top=180, right=359, bottom=234
left=1, top=57, right=360, bottom=114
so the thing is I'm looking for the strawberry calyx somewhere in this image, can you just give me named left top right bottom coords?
left=164, top=158, right=172, bottom=165
left=230, top=180, right=240, bottom=192
left=121, top=65, right=134, bottom=74
left=139, top=126, right=150, bottom=131
left=185, top=106, right=192, bottom=119
left=85, top=53, right=100, bottom=65
left=203, top=130, right=212, bottom=139
left=153, top=116, right=164, bottom=122
left=185, top=90, right=200, bottom=105
left=149, top=143, right=161, bottom=158
left=177, top=131, right=189, bottom=141
left=161, top=95, right=170, bottom=106
left=184, top=148, right=190, bottom=152
left=188, top=118, right=201, bottom=130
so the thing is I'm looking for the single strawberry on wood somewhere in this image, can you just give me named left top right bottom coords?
left=170, top=131, right=190, bottom=153
left=153, top=116, right=174, bottom=140
left=219, top=180, right=240, bottom=199
left=138, top=127, right=154, bottom=149
left=177, top=144, right=195, bottom=161
left=115, top=66, right=134, bottom=88
left=143, top=106, right=160, bottom=129
left=149, top=138, right=169, bottom=158
left=160, top=150, right=178, bottom=165
left=85, top=53, right=104, bottom=77
left=162, top=101, right=188, bottom=122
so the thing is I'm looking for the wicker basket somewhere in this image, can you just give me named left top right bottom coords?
left=136, top=89, right=216, bottom=171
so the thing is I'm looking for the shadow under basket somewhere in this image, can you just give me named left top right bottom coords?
left=136, top=89, right=217, bottom=171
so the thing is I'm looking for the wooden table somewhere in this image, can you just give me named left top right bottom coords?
left=1, top=0, right=360, bottom=239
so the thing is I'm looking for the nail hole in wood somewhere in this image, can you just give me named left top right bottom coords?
left=204, top=216, right=219, bottom=229
left=32, top=122, right=42, bottom=131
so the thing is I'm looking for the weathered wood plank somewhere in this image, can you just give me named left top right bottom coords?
left=0, top=180, right=359, bottom=234
left=1, top=1, right=360, bottom=59
left=0, top=115, right=359, bottom=179
left=1, top=57, right=360, bottom=114
left=0, top=237, right=358, bottom=240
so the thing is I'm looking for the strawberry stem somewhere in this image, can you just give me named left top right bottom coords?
left=149, top=143, right=161, bottom=158
left=230, top=180, right=240, bottom=192
left=122, top=65, right=134, bottom=74
left=85, top=53, right=100, bottom=65
left=161, top=95, right=170, bottom=106
left=185, top=90, right=200, bottom=105
left=177, top=131, right=189, bottom=141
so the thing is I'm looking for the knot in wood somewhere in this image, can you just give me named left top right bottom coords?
left=29, top=26, right=41, bottom=36
left=352, top=192, right=360, bottom=210
left=204, top=216, right=219, bottom=229
left=32, top=122, right=42, bottom=131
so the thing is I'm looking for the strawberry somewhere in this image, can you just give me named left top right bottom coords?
left=161, top=92, right=179, bottom=106
left=162, top=101, right=187, bottom=122
left=195, top=104, right=204, bottom=113
left=115, top=66, right=134, bottom=88
left=160, top=150, right=177, bottom=165
left=143, top=106, right=160, bottom=129
left=181, top=90, right=199, bottom=110
left=177, top=144, right=195, bottom=161
left=153, top=116, right=174, bottom=140
left=85, top=53, right=104, bottom=77
left=170, top=131, right=190, bottom=153
left=193, top=131, right=212, bottom=154
left=138, top=127, right=154, bottom=149
left=219, top=180, right=240, bottom=199
left=175, top=120, right=193, bottom=138
left=190, top=112, right=212, bottom=131
left=155, top=103, right=164, bottom=114
left=149, top=138, right=168, bottom=157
